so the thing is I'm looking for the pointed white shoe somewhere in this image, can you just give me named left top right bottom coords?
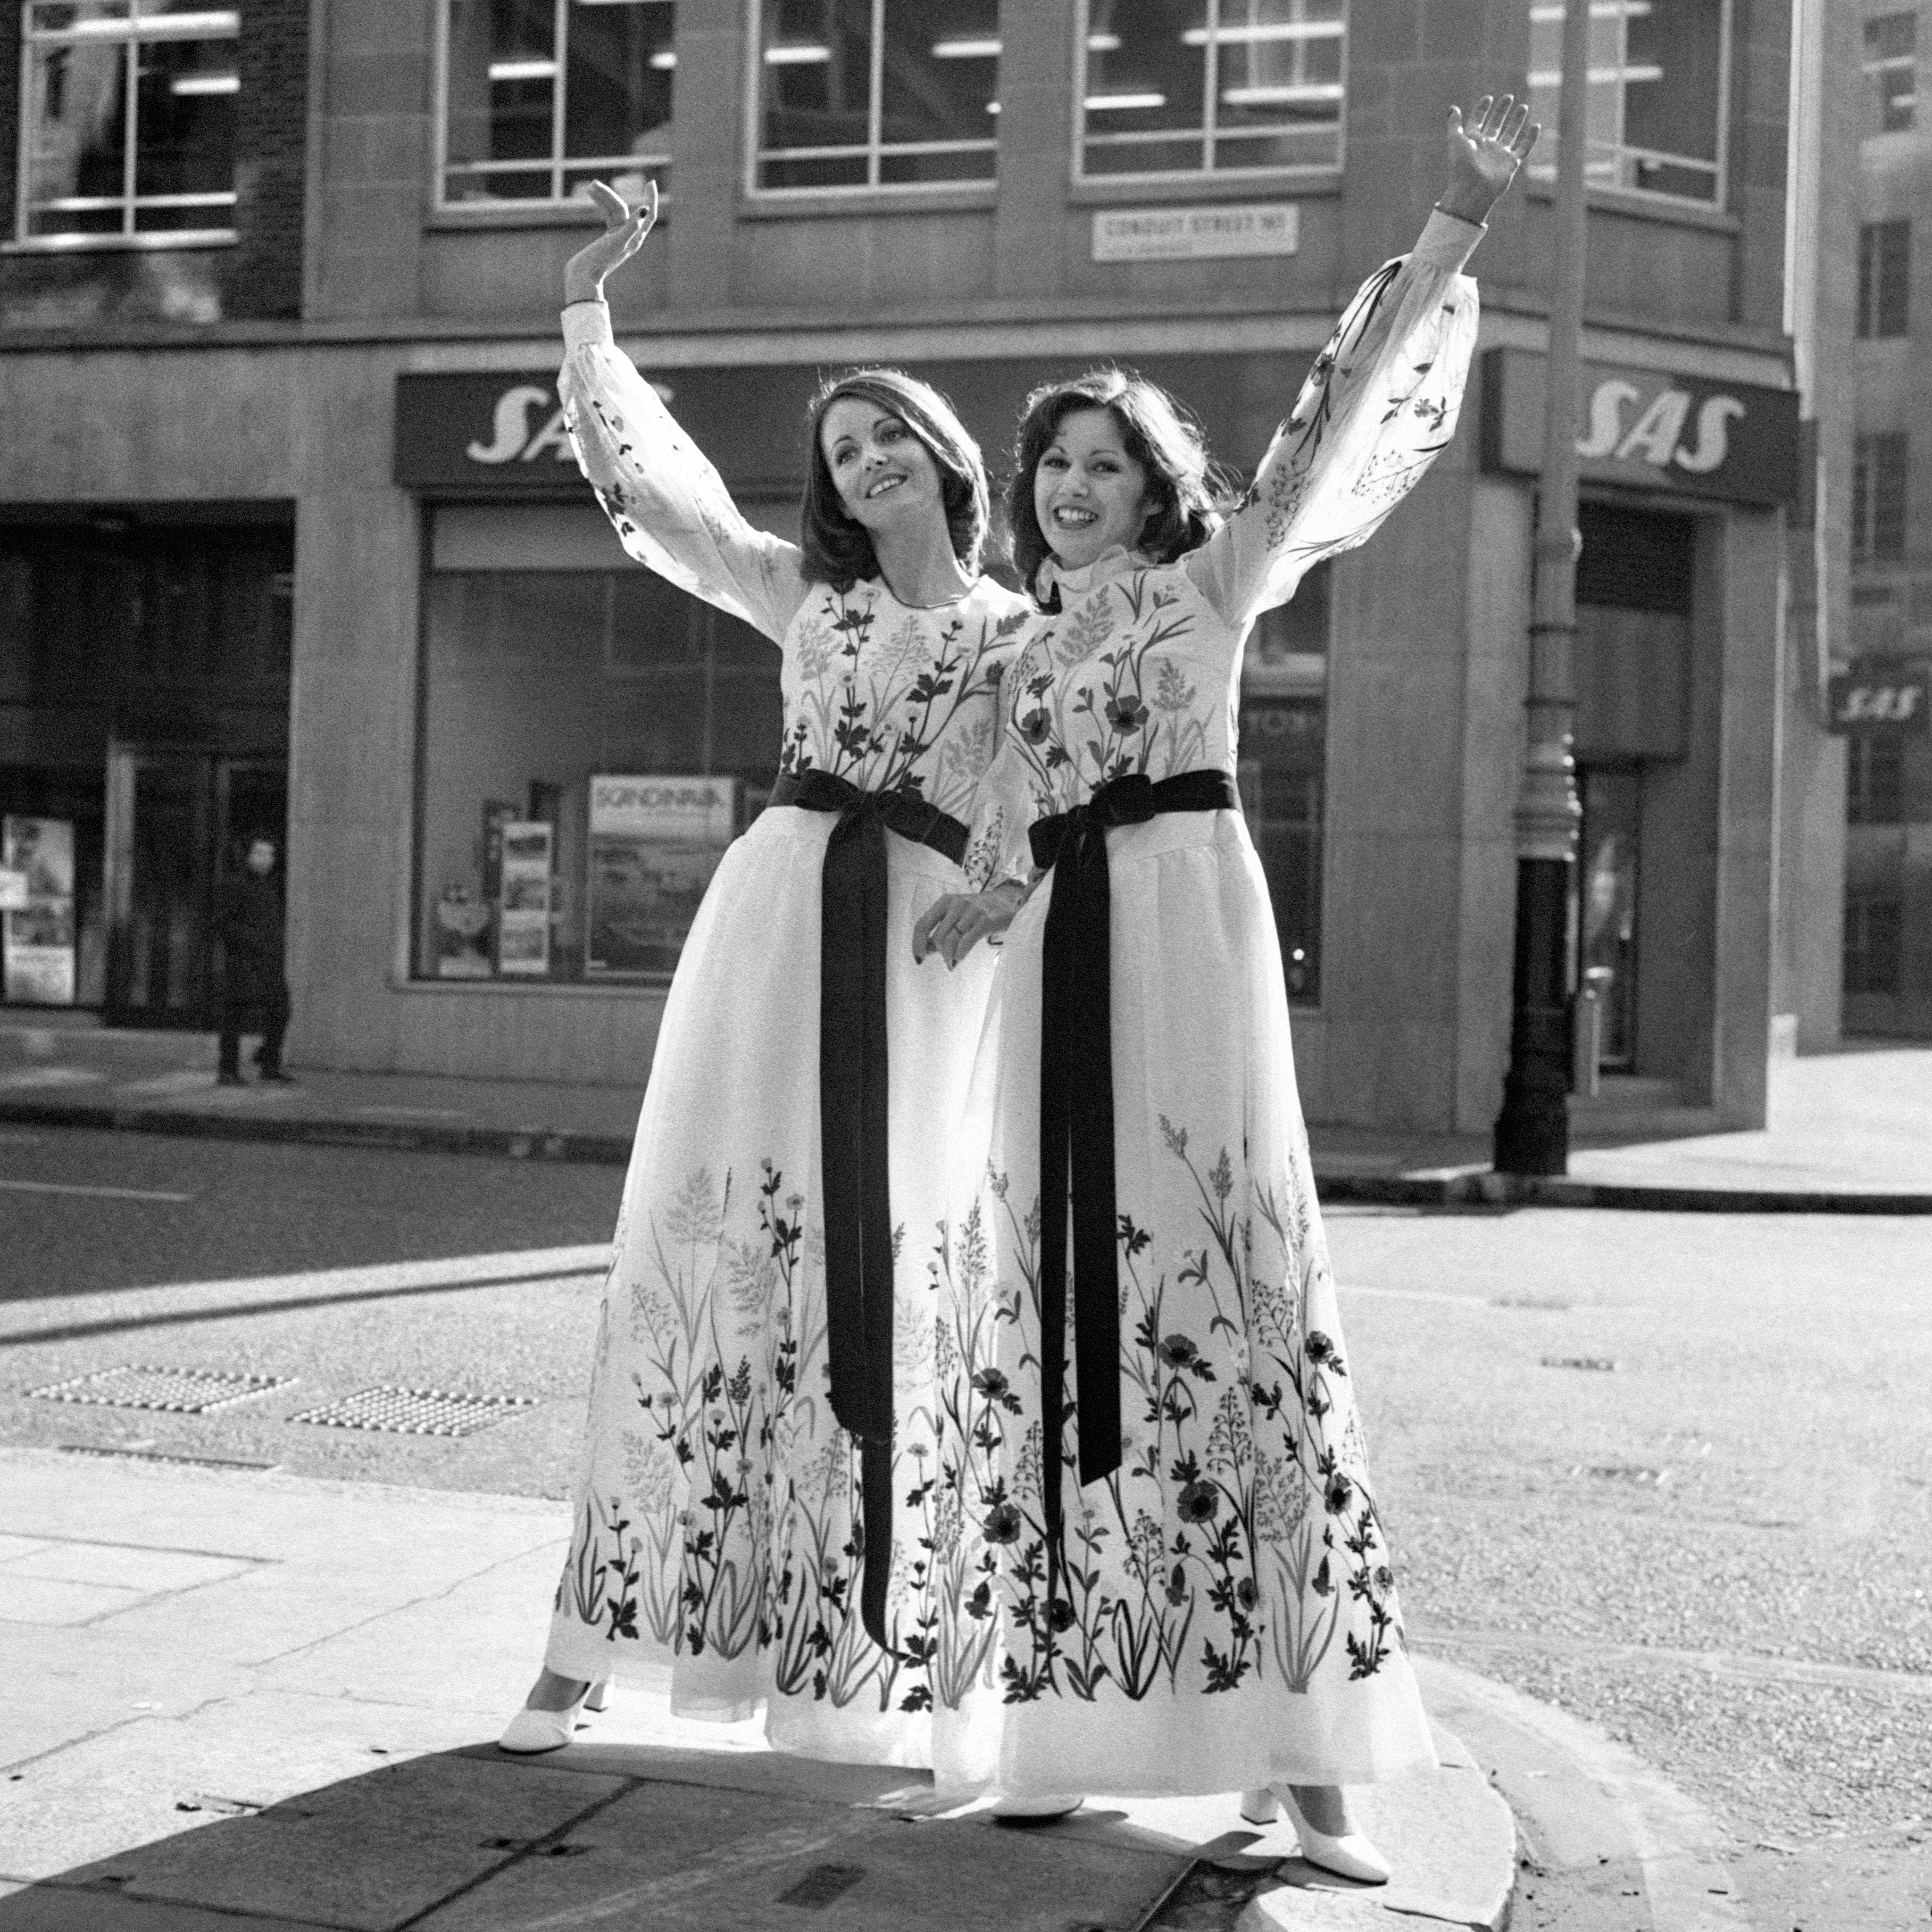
left=497, top=1678, right=610, bottom=1755
left=1239, top=1786, right=1391, bottom=1885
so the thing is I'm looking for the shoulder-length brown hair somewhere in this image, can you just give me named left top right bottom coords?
left=1005, top=368, right=1222, bottom=595
left=799, top=369, right=991, bottom=591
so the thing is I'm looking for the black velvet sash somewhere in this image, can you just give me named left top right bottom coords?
left=769, top=766, right=968, bottom=1650
left=1026, top=768, right=1239, bottom=1599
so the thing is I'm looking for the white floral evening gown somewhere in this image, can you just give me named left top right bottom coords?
left=543, top=302, right=1030, bottom=1767
left=932, top=211, right=1485, bottom=1799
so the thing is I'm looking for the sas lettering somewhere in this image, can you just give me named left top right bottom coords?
left=1836, top=685, right=1924, bottom=724
left=467, top=378, right=676, bottom=466
left=1576, top=379, right=1747, bottom=477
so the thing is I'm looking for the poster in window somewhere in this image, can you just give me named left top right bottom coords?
left=586, top=774, right=737, bottom=977
left=2, top=816, right=77, bottom=1006
left=497, top=821, right=554, bottom=976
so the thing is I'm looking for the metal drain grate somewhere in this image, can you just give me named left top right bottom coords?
left=287, top=1387, right=535, bottom=1437
left=29, top=1366, right=294, bottom=1415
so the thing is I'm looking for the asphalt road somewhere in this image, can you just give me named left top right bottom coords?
left=1, top=1127, right=1927, bottom=1928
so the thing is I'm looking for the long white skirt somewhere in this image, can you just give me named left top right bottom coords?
left=545, top=804, right=999, bottom=1768
left=930, top=809, right=1435, bottom=1798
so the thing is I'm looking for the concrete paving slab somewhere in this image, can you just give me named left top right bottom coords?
left=0, top=1624, right=252, bottom=1769
left=1, top=1543, right=254, bottom=1595
left=477, top=1735, right=937, bottom=1806
left=0, top=1890, right=319, bottom=1932
left=0, top=1690, right=498, bottom=1882
left=0, top=1539, right=50, bottom=1563
left=0, top=1575, right=146, bottom=1626
left=415, top=1779, right=1186, bottom=1932
left=75, top=1755, right=625, bottom=1932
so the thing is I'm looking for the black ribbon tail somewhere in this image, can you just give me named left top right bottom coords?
left=1036, top=844, right=1079, bottom=1614
left=817, top=806, right=897, bottom=1654
left=1069, top=831, right=1122, bottom=1490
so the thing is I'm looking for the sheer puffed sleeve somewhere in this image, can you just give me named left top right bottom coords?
left=960, top=684, right=1040, bottom=892
left=1185, top=210, right=1484, bottom=633
left=560, top=301, right=807, bottom=642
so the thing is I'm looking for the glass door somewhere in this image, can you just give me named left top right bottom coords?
left=1578, top=767, right=1641, bottom=1071
left=105, top=747, right=213, bottom=1027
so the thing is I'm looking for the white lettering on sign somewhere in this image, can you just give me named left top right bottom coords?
left=1576, top=377, right=1747, bottom=476
left=466, top=378, right=677, bottom=466
left=589, top=773, right=735, bottom=843
left=1092, top=202, right=1299, bottom=262
left=1837, top=684, right=1923, bottom=724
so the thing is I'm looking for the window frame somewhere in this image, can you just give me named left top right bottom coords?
left=433, top=0, right=678, bottom=215
left=1524, top=0, right=1735, bottom=215
left=11, top=0, right=241, bottom=254
left=1853, top=433, right=1910, bottom=564
left=1071, top=0, right=1349, bottom=189
left=1863, top=10, right=1917, bottom=137
left=1857, top=219, right=1911, bottom=340
left=742, top=0, right=1001, bottom=201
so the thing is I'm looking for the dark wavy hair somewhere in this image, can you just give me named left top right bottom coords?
left=799, top=369, right=991, bottom=591
left=1005, top=369, right=1222, bottom=595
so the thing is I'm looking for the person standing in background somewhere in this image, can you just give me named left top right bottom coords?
left=217, top=834, right=293, bottom=1087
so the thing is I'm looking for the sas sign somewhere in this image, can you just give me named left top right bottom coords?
left=1481, top=347, right=1799, bottom=507
left=1828, top=673, right=1929, bottom=735
left=393, top=371, right=675, bottom=490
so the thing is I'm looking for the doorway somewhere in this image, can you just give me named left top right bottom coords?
left=104, top=748, right=287, bottom=1028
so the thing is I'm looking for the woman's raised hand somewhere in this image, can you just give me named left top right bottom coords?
left=1438, top=95, right=1538, bottom=227
left=563, top=179, right=658, bottom=307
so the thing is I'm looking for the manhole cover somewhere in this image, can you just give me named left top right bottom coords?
left=288, top=1387, right=535, bottom=1437
left=29, top=1366, right=293, bottom=1414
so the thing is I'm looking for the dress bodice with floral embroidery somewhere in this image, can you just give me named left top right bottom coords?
left=968, top=210, right=1483, bottom=880
left=560, top=303, right=1030, bottom=826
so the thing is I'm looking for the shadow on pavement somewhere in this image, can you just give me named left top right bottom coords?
left=0, top=1739, right=1247, bottom=1932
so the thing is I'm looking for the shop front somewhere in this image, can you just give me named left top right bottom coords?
left=1482, top=348, right=1799, bottom=1116
left=0, top=511, right=292, bottom=1027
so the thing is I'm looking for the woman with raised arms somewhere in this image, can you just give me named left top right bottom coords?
left=911, top=98, right=1537, bottom=1875
left=499, top=182, right=1030, bottom=1764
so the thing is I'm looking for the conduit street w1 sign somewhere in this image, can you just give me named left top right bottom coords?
left=1091, top=202, right=1299, bottom=261
left=1481, top=347, right=1799, bottom=506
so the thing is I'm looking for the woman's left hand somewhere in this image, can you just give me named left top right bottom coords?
left=913, top=884, right=1022, bottom=969
left=1437, top=94, right=1538, bottom=226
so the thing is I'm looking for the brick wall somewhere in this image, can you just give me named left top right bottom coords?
left=0, top=0, right=309, bottom=327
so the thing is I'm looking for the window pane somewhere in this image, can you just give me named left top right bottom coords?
left=758, top=0, right=873, bottom=171
left=563, top=0, right=675, bottom=199
left=882, top=0, right=998, bottom=147
left=1214, top=0, right=1345, bottom=147
left=23, top=33, right=130, bottom=237
left=1084, top=0, right=1204, bottom=138
left=417, top=563, right=783, bottom=982
left=444, top=0, right=557, bottom=200
left=133, top=33, right=237, bottom=211
left=1865, top=12, right=1916, bottom=134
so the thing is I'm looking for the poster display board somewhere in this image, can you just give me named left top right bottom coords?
left=496, top=821, right=555, bottom=977
left=2, top=816, right=77, bottom=1006
left=586, top=774, right=737, bottom=977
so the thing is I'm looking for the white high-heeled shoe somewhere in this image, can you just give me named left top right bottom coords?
left=1237, top=1785, right=1390, bottom=1884
left=497, top=1678, right=611, bottom=1755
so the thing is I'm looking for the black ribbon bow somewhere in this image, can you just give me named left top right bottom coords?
left=1027, top=767, right=1239, bottom=1601
left=769, top=766, right=968, bottom=1650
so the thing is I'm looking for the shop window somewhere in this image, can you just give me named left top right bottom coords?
left=751, top=0, right=999, bottom=192
left=1852, top=433, right=1909, bottom=562
left=1238, top=558, right=1330, bottom=1004
left=1844, top=896, right=1903, bottom=995
left=1526, top=0, right=1731, bottom=208
left=1848, top=733, right=1907, bottom=826
left=1076, top=0, right=1345, bottom=181
left=441, top=0, right=675, bottom=206
left=1858, top=221, right=1911, bottom=339
left=415, top=506, right=784, bottom=983
left=16, top=0, right=239, bottom=249
left=1865, top=12, right=1916, bottom=136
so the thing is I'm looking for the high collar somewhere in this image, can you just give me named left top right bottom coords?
left=1033, top=545, right=1149, bottom=608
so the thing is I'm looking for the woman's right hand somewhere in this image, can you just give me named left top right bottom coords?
left=563, top=179, right=658, bottom=307
left=912, top=883, right=1024, bottom=969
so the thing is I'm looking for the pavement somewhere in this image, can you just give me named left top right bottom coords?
left=1, top=1016, right=1927, bottom=1210
left=0, top=1446, right=1531, bottom=1932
